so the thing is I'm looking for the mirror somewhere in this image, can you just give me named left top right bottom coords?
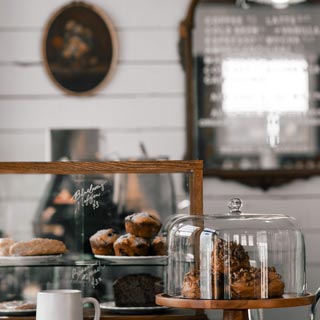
left=181, top=0, right=320, bottom=189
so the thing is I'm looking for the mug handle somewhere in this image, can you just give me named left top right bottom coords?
left=82, top=297, right=101, bottom=320
left=310, top=288, right=320, bottom=320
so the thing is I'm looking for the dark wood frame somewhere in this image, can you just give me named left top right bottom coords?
left=180, top=0, right=320, bottom=190
left=42, top=1, right=119, bottom=96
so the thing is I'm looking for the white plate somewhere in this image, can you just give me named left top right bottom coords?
left=0, top=301, right=36, bottom=316
left=0, top=254, right=62, bottom=266
left=94, top=255, right=167, bottom=265
left=0, top=308, right=36, bottom=316
left=100, top=301, right=169, bottom=314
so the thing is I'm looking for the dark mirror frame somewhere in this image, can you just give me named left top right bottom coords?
left=181, top=0, right=320, bottom=190
left=42, top=1, right=119, bottom=96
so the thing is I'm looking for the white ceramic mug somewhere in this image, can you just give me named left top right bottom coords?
left=36, top=289, right=100, bottom=320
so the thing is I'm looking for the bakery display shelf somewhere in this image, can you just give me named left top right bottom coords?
left=156, top=293, right=315, bottom=320
left=0, top=255, right=168, bottom=267
left=0, top=254, right=88, bottom=267
left=93, top=255, right=168, bottom=266
left=0, top=255, right=65, bottom=267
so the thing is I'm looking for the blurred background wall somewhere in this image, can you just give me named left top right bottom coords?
left=0, top=0, right=319, bottom=318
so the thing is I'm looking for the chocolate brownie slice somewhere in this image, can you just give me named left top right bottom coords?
left=113, top=273, right=162, bottom=307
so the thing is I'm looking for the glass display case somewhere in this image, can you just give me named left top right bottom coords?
left=156, top=198, right=315, bottom=320
left=166, top=198, right=305, bottom=300
left=0, top=160, right=206, bottom=320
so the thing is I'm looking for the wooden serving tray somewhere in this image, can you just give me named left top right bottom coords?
left=156, top=293, right=315, bottom=320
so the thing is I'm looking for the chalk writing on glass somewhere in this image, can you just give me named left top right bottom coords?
left=71, top=261, right=106, bottom=288
left=72, top=183, right=104, bottom=213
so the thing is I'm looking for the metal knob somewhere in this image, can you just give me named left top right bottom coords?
left=228, top=198, right=243, bottom=215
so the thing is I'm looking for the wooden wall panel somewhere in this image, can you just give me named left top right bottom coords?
left=0, top=97, right=184, bottom=129
left=99, top=129, right=185, bottom=160
left=0, top=174, right=48, bottom=199
left=0, top=0, right=190, bottom=29
left=0, top=30, right=180, bottom=63
left=0, top=201, right=39, bottom=240
left=0, top=64, right=184, bottom=96
left=0, top=130, right=46, bottom=160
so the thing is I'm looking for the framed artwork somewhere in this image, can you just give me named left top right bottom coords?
left=42, top=2, right=118, bottom=95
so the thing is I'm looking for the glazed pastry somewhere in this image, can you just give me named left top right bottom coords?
left=89, top=229, right=119, bottom=255
left=113, top=233, right=150, bottom=256
left=151, top=236, right=167, bottom=256
left=125, top=212, right=162, bottom=239
left=0, top=238, right=15, bottom=256
left=212, top=238, right=250, bottom=274
left=230, top=266, right=285, bottom=299
left=181, top=269, right=223, bottom=299
left=9, top=238, right=67, bottom=256
left=181, top=269, right=201, bottom=299
left=266, top=266, right=285, bottom=298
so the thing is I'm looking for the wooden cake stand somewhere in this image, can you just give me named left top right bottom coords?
left=156, top=293, right=315, bottom=320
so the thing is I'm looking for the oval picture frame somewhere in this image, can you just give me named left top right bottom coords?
left=42, top=2, right=119, bottom=95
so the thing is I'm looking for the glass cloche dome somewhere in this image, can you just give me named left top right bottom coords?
left=165, top=198, right=306, bottom=300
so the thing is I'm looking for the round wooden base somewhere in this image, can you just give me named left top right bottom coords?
left=156, top=293, right=315, bottom=320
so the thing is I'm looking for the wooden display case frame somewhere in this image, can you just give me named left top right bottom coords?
left=0, top=160, right=203, bottom=214
left=0, top=160, right=205, bottom=320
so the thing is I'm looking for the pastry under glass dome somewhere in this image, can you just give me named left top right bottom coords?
left=165, top=198, right=306, bottom=300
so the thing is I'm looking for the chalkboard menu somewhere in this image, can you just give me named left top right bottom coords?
left=191, top=3, right=320, bottom=172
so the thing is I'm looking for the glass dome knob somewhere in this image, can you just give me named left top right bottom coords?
left=228, top=197, right=243, bottom=215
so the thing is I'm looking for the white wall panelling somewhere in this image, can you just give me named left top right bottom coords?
left=0, top=30, right=180, bottom=63
left=0, top=97, right=185, bottom=129
left=307, top=266, right=320, bottom=293
left=0, top=0, right=190, bottom=29
left=0, top=64, right=184, bottom=96
left=0, top=130, right=46, bottom=161
left=99, top=129, right=185, bottom=160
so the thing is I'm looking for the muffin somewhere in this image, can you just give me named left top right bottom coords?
left=151, top=236, right=167, bottom=256
left=113, top=233, right=150, bottom=256
left=89, top=229, right=119, bottom=255
left=125, top=212, right=162, bottom=239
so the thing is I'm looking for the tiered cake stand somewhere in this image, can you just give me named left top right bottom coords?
left=156, top=293, right=315, bottom=320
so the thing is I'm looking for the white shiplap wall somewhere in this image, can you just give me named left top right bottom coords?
left=0, top=1, right=320, bottom=319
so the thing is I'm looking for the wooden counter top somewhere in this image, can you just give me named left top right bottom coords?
left=0, top=308, right=208, bottom=320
